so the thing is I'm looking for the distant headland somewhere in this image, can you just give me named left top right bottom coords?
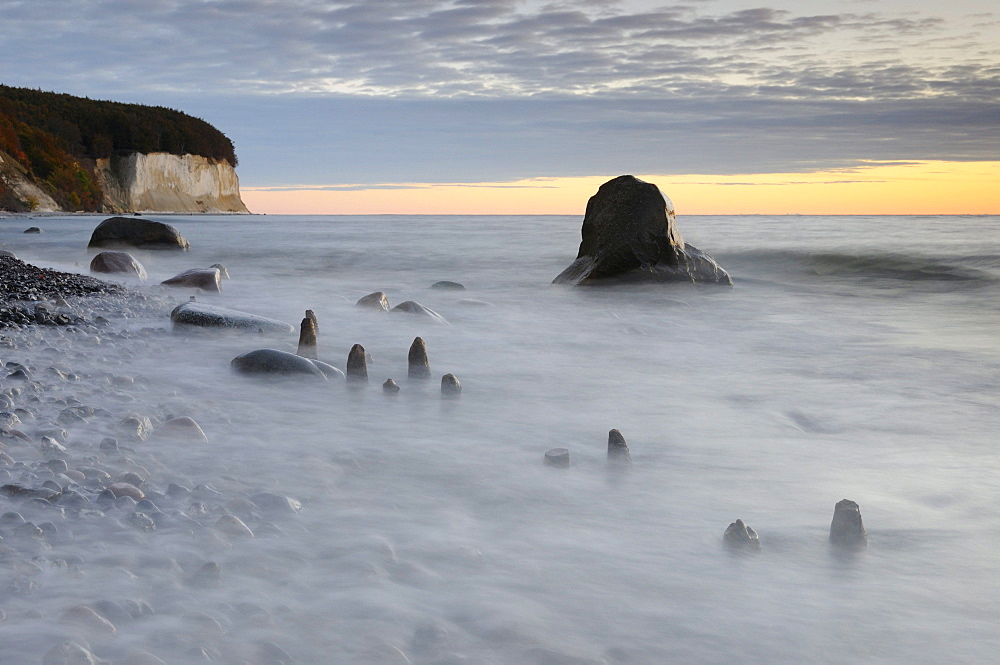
left=0, top=85, right=248, bottom=214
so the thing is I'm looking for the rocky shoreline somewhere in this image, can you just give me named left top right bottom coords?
left=0, top=254, right=124, bottom=327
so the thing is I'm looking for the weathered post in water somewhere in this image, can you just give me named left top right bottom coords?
left=607, top=428, right=631, bottom=464
left=408, top=337, right=431, bottom=379
left=347, top=344, right=368, bottom=385
left=829, top=498, right=867, bottom=549
left=297, top=311, right=318, bottom=359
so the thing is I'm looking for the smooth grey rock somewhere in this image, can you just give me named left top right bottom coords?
left=90, top=251, right=148, bottom=280
left=155, top=416, right=208, bottom=442
left=171, top=301, right=294, bottom=334
left=357, top=291, right=390, bottom=311
left=552, top=175, right=731, bottom=285
left=297, top=312, right=318, bottom=359
left=392, top=300, right=449, bottom=325
left=161, top=267, right=222, bottom=292
left=829, top=498, right=867, bottom=549
left=723, top=519, right=761, bottom=550
left=607, top=428, right=631, bottom=464
left=231, top=349, right=326, bottom=378
left=408, top=336, right=431, bottom=379
left=118, top=415, right=153, bottom=442
left=23, top=227, right=42, bottom=234
left=383, top=378, right=400, bottom=394
left=210, top=263, right=230, bottom=279
left=544, top=448, right=570, bottom=467
left=347, top=344, right=368, bottom=384
left=88, top=216, right=190, bottom=250
left=42, top=641, right=100, bottom=665
left=441, top=373, right=461, bottom=397
left=431, top=280, right=466, bottom=290
left=312, top=359, right=345, bottom=379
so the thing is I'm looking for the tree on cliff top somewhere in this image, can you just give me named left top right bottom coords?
left=0, top=85, right=237, bottom=166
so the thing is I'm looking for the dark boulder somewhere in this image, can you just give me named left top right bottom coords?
left=88, top=216, right=190, bottom=250
left=90, top=251, right=148, bottom=280
left=552, top=175, right=731, bottom=285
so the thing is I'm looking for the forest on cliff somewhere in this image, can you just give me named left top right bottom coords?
left=0, top=85, right=237, bottom=211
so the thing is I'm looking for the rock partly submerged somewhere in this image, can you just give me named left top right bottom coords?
left=88, top=216, right=191, bottom=251
left=161, top=267, right=222, bottom=292
left=552, top=175, right=731, bottom=286
left=391, top=300, right=449, bottom=325
left=89, top=251, right=148, bottom=281
left=170, top=301, right=294, bottom=334
left=231, top=348, right=328, bottom=378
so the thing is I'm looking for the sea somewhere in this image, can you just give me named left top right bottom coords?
left=0, top=213, right=998, bottom=665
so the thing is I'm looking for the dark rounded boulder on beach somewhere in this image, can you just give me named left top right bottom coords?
left=552, top=175, right=731, bottom=286
left=90, top=251, right=148, bottom=280
left=88, top=216, right=191, bottom=251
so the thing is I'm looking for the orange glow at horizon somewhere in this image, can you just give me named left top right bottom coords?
left=240, top=161, right=1000, bottom=216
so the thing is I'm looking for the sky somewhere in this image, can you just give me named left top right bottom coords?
left=2, top=0, right=998, bottom=214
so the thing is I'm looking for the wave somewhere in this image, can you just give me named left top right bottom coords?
left=718, top=249, right=1000, bottom=285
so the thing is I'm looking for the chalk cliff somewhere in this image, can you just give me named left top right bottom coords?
left=96, top=152, right=248, bottom=214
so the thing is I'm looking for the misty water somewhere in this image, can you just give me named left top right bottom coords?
left=1, top=214, right=998, bottom=664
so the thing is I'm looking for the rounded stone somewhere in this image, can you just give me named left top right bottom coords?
left=441, top=373, right=462, bottom=397
left=89, top=251, right=148, bottom=280
left=231, top=349, right=326, bottom=378
left=356, top=291, right=390, bottom=311
left=155, top=416, right=208, bottom=442
left=383, top=378, right=401, bottom=394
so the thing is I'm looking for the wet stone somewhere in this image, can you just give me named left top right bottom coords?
left=383, top=378, right=401, bottom=394
left=607, top=428, right=631, bottom=464
left=346, top=344, right=368, bottom=384
left=356, top=291, right=390, bottom=311
left=441, top=373, right=462, bottom=397
left=408, top=337, right=431, bottom=380
left=42, top=641, right=100, bottom=665
left=723, top=519, right=761, bottom=550
left=544, top=448, right=570, bottom=467
left=830, top=498, right=868, bottom=549
left=431, top=280, right=466, bottom=290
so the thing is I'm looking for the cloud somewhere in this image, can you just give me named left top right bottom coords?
left=1, top=0, right=996, bottom=184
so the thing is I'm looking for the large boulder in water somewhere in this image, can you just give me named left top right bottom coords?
left=552, top=176, right=731, bottom=285
left=171, top=301, right=294, bottom=334
left=88, top=216, right=190, bottom=250
left=90, top=251, right=148, bottom=280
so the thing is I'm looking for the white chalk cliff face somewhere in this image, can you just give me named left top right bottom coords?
left=96, top=152, right=248, bottom=213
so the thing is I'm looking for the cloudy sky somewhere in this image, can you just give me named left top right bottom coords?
left=2, top=0, right=998, bottom=213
